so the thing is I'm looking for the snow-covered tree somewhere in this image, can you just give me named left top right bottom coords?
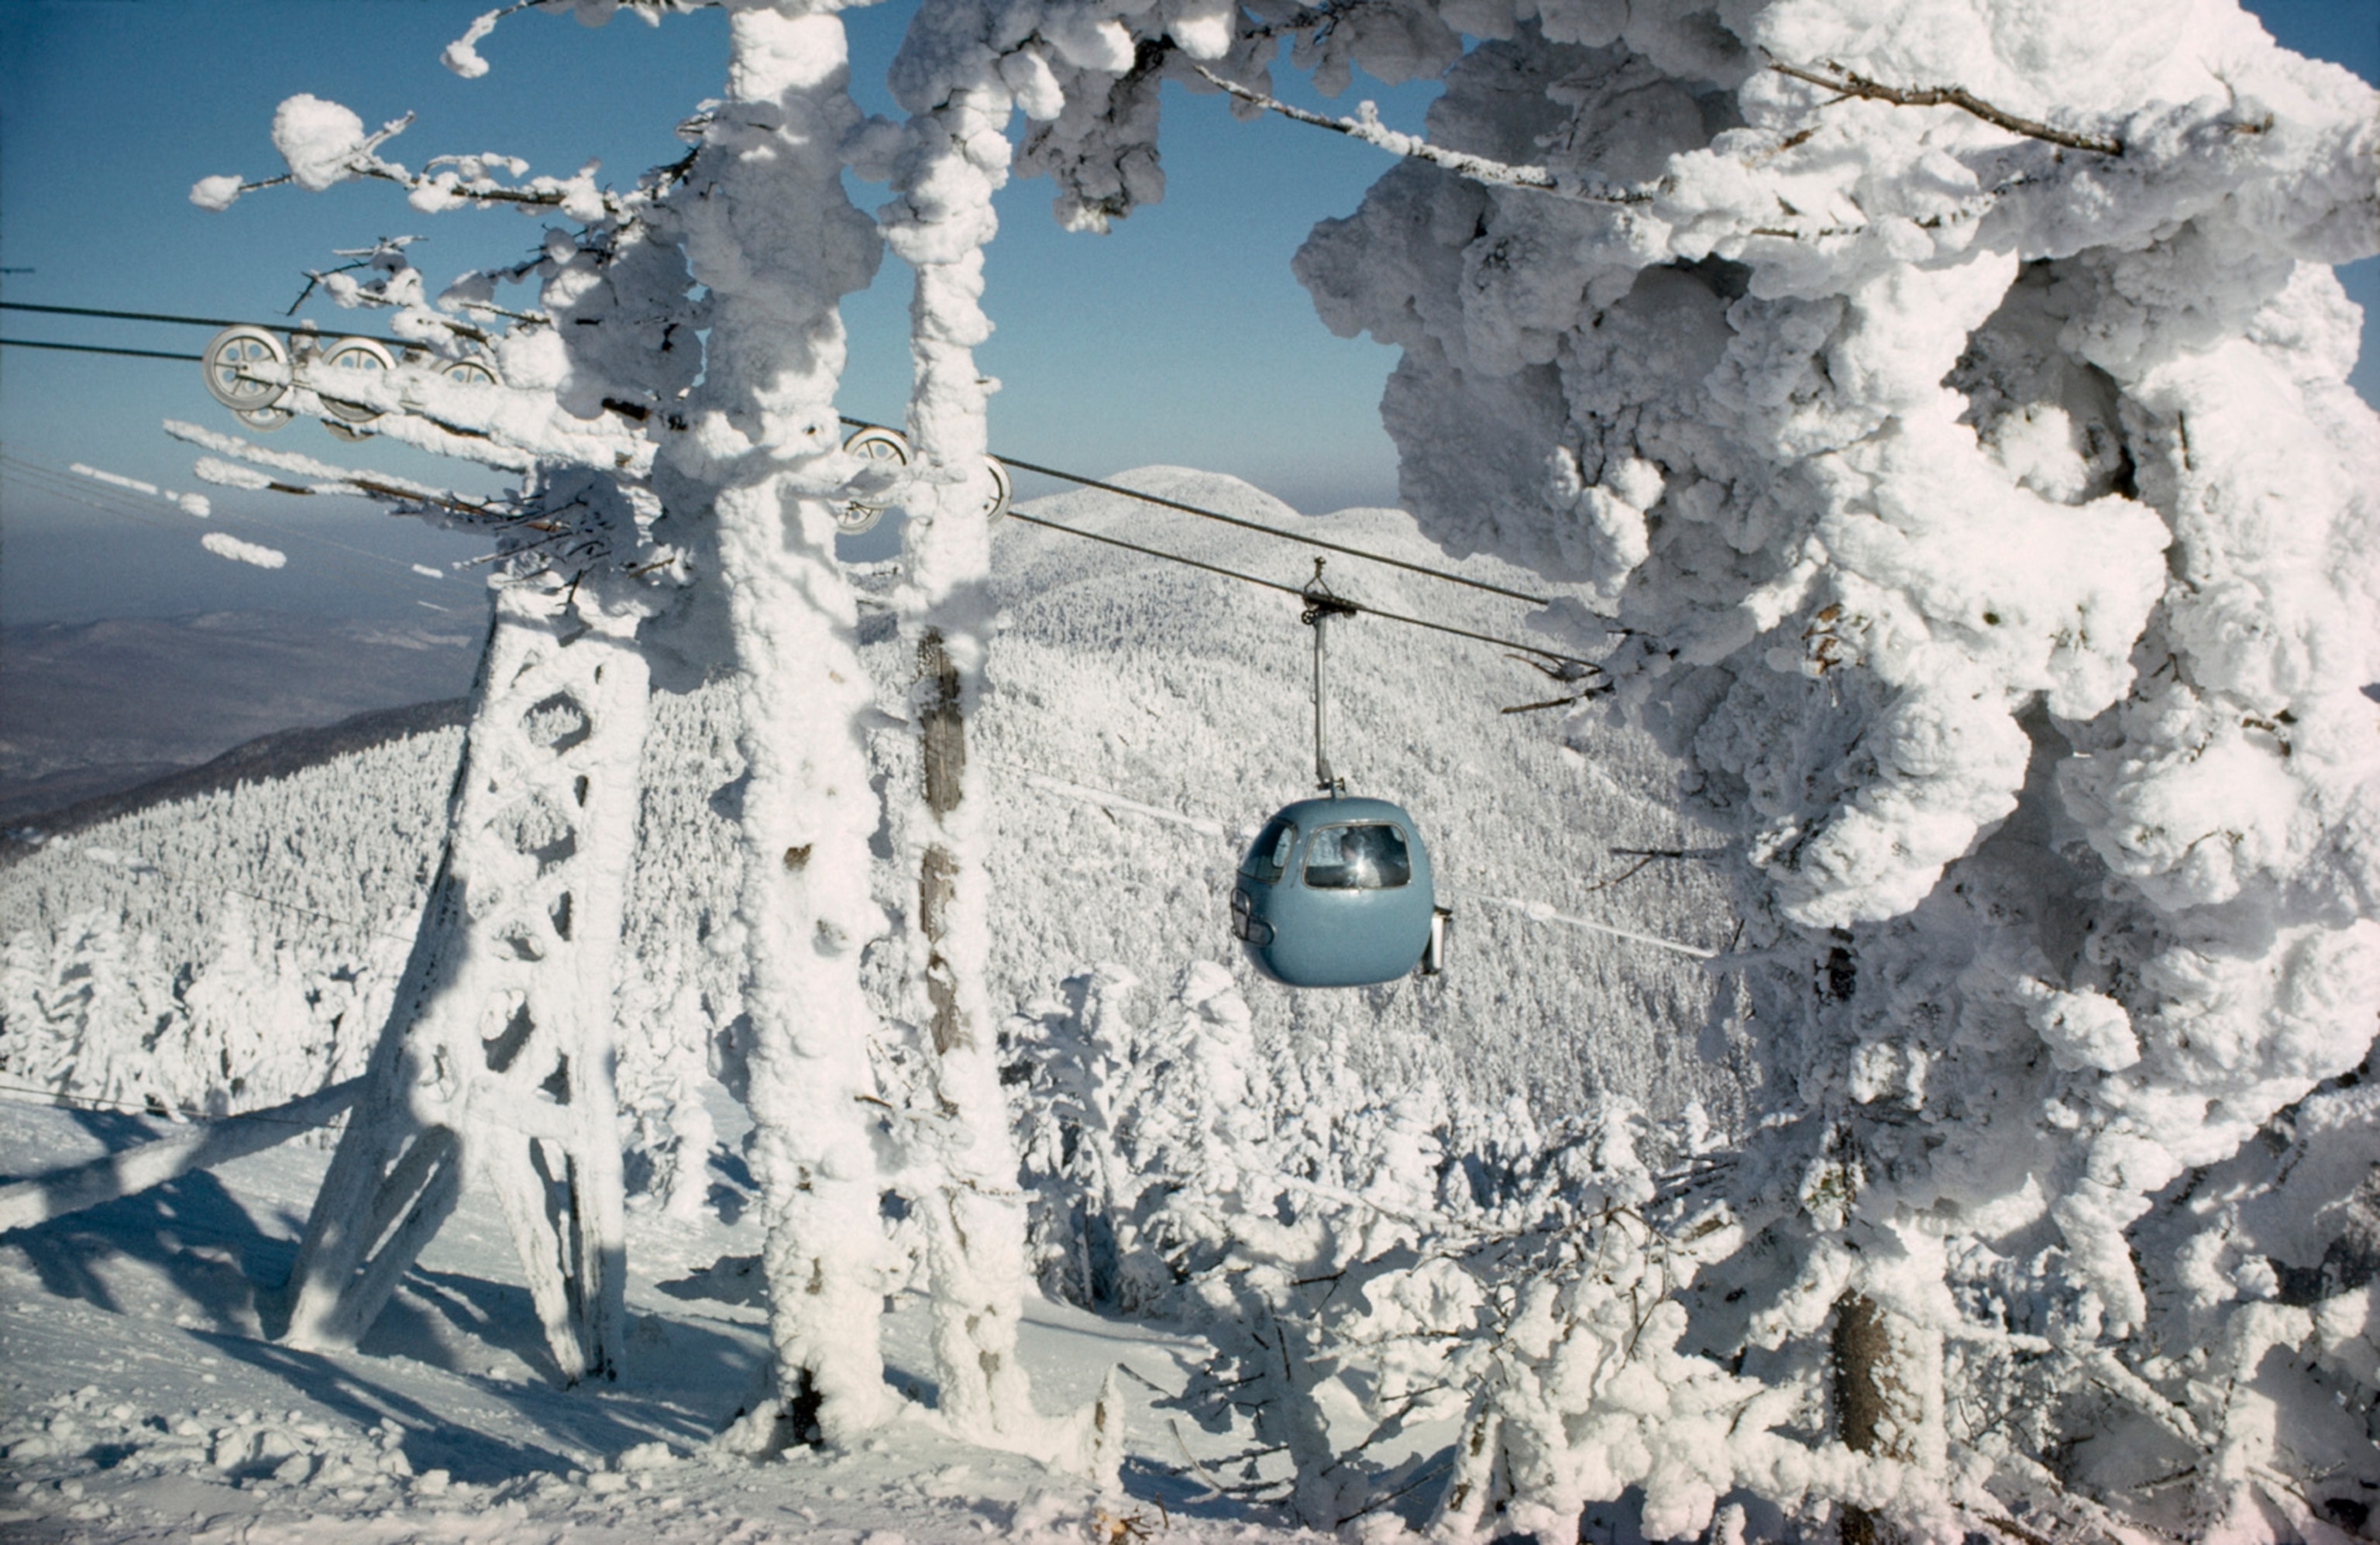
left=935, top=0, right=2380, bottom=1533
left=0, top=908, right=186, bottom=1117
left=1259, top=1, right=2379, bottom=1536
left=177, top=895, right=322, bottom=1110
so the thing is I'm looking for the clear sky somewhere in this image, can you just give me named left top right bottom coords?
left=1, top=0, right=2373, bottom=628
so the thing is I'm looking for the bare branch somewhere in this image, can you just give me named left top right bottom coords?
left=448, top=298, right=549, bottom=326
left=1582, top=854, right=1662, bottom=893
left=1189, top=65, right=1655, bottom=205
left=1501, top=690, right=1611, bottom=714
left=1168, top=1417, right=1233, bottom=1502
left=1766, top=57, right=2123, bottom=156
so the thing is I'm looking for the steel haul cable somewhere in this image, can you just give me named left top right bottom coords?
left=4, top=304, right=1607, bottom=673
left=1, top=299, right=414, bottom=351
left=0, top=337, right=205, bottom=363
left=834, top=412, right=1552, bottom=607
left=1004, top=508, right=1601, bottom=669
left=2, top=305, right=1553, bottom=604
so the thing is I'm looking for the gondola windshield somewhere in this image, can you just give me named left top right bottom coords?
left=1302, top=824, right=1411, bottom=889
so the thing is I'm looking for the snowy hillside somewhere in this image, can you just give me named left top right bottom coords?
left=970, top=470, right=1736, bottom=1112
left=2, top=470, right=1735, bottom=1174
left=0, top=470, right=1733, bottom=1542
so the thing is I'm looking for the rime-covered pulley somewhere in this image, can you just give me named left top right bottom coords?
left=832, top=425, right=1013, bottom=535
left=1230, top=561, right=1450, bottom=986
left=200, top=325, right=502, bottom=439
left=201, top=325, right=294, bottom=432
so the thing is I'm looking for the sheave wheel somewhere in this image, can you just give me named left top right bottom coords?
left=980, top=455, right=1013, bottom=521
left=202, top=327, right=290, bottom=413
left=837, top=427, right=910, bottom=535
left=318, top=338, right=394, bottom=425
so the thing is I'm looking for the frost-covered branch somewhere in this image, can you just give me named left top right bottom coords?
left=164, top=418, right=507, bottom=518
left=440, top=0, right=542, bottom=77
left=1188, top=66, right=1656, bottom=205
left=192, top=98, right=621, bottom=222
left=171, top=415, right=676, bottom=598
left=284, top=237, right=509, bottom=349
left=287, top=237, right=425, bottom=318
left=442, top=0, right=710, bottom=79
left=69, top=460, right=211, bottom=518
left=188, top=172, right=293, bottom=209
left=1766, top=57, right=2124, bottom=156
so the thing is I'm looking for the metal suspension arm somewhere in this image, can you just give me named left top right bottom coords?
left=1301, top=559, right=1356, bottom=796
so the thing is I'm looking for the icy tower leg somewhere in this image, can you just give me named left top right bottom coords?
left=280, top=584, right=646, bottom=1383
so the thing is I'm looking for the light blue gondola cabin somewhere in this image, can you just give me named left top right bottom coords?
left=1230, top=795, right=1442, bottom=987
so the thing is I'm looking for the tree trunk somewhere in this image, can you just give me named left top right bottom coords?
left=1832, top=1289, right=1941, bottom=1545
left=918, top=628, right=967, bottom=1055
left=679, top=2, right=894, bottom=1450
left=886, top=79, right=1044, bottom=1445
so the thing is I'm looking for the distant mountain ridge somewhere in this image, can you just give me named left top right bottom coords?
left=2, top=695, right=473, bottom=858
left=0, top=610, right=484, bottom=824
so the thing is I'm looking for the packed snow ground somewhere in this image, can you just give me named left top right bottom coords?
left=0, top=1090, right=1253, bottom=1544
left=0, top=471, right=1732, bottom=1540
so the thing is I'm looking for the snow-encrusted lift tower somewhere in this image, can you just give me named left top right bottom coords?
left=174, top=397, right=674, bottom=1382
left=181, top=0, right=921, bottom=1402
left=276, top=580, right=651, bottom=1377
left=181, top=2, right=1127, bottom=1460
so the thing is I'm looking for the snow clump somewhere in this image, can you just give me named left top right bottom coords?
left=199, top=532, right=287, bottom=570
left=187, top=174, right=244, bottom=211
left=270, top=95, right=373, bottom=192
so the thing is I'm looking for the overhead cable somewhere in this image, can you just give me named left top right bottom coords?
left=9, top=305, right=1601, bottom=668
left=1, top=337, right=205, bottom=363
left=1007, top=508, right=1598, bottom=669
left=0, top=300, right=413, bottom=352
left=840, top=415, right=1554, bottom=608
left=2, top=310, right=1563, bottom=610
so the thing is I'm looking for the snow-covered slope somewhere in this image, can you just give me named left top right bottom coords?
left=0, top=1062, right=1261, bottom=1545
left=968, top=467, right=1736, bottom=1122
left=0, top=469, right=1731, bottom=1542
left=2, top=470, right=1735, bottom=1169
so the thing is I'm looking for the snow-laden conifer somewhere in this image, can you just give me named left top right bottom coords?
left=1257, top=0, right=2379, bottom=1534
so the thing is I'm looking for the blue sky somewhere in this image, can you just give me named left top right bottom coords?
left=1, top=0, right=2373, bottom=627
